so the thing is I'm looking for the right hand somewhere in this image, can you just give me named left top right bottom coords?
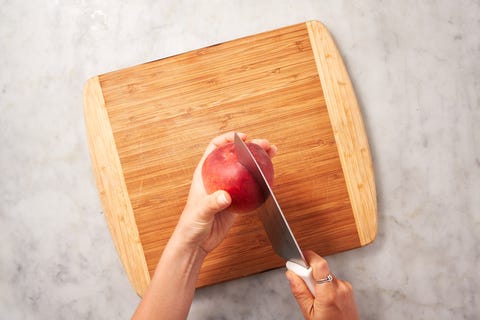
left=286, top=251, right=359, bottom=320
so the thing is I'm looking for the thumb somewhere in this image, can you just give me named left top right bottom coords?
left=199, top=190, right=231, bottom=221
left=286, top=270, right=314, bottom=318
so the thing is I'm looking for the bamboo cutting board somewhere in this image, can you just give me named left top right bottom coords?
left=83, top=21, right=377, bottom=297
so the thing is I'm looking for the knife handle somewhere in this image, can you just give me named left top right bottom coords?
left=286, top=261, right=316, bottom=297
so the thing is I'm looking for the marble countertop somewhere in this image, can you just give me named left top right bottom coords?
left=1, top=1, right=478, bottom=319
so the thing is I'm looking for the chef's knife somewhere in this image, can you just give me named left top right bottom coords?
left=234, top=133, right=316, bottom=295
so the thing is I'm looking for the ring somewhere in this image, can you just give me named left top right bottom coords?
left=316, top=274, right=333, bottom=284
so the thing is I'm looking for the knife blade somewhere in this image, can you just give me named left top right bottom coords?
left=234, top=133, right=316, bottom=295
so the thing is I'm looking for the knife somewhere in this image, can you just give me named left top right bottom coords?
left=234, top=133, right=316, bottom=296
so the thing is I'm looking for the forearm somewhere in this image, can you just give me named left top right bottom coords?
left=132, top=229, right=207, bottom=320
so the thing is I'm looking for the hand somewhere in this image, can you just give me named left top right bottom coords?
left=286, top=251, right=359, bottom=320
left=134, top=132, right=277, bottom=320
left=174, top=131, right=277, bottom=254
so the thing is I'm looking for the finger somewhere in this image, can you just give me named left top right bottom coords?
left=304, top=250, right=331, bottom=279
left=304, top=251, right=337, bottom=304
left=250, top=138, right=277, bottom=158
left=195, top=132, right=247, bottom=176
left=198, top=190, right=232, bottom=221
left=204, top=132, right=247, bottom=156
left=267, top=145, right=277, bottom=158
left=335, top=279, right=359, bottom=317
left=336, top=279, right=354, bottom=300
left=304, top=251, right=333, bottom=288
left=285, top=270, right=314, bottom=319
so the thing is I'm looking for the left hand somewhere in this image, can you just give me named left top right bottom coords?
left=134, top=132, right=277, bottom=320
left=174, top=131, right=277, bottom=254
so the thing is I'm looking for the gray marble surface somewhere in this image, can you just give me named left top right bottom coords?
left=1, top=1, right=479, bottom=319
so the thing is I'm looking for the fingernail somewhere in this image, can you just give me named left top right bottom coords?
left=270, top=145, right=278, bottom=155
left=217, top=192, right=229, bottom=206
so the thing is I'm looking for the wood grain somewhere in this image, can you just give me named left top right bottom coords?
left=83, top=21, right=377, bottom=296
left=307, top=21, right=377, bottom=245
left=83, top=77, right=150, bottom=295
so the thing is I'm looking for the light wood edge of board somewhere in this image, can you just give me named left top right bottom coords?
left=83, top=76, right=150, bottom=296
left=306, top=21, right=378, bottom=245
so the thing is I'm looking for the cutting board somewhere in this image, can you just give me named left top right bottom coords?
left=83, top=21, right=377, bottom=297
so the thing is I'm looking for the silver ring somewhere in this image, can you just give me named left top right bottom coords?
left=316, top=274, right=333, bottom=284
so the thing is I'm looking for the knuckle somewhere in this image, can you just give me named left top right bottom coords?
left=337, top=280, right=353, bottom=299
left=343, top=280, right=353, bottom=291
left=311, top=258, right=329, bottom=278
left=321, top=289, right=338, bottom=306
left=292, top=288, right=305, bottom=300
left=311, top=256, right=327, bottom=268
left=209, top=195, right=222, bottom=210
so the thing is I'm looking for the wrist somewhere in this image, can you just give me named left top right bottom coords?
left=155, top=228, right=207, bottom=289
left=168, top=225, right=209, bottom=262
left=143, top=221, right=207, bottom=320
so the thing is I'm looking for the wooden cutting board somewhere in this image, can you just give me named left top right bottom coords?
left=83, top=21, right=377, bottom=297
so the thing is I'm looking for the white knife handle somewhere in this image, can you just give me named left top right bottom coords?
left=286, top=261, right=316, bottom=297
